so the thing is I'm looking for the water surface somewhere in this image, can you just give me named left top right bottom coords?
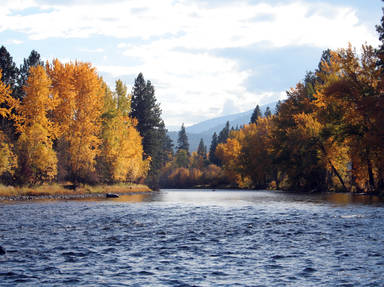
left=0, top=190, right=383, bottom=286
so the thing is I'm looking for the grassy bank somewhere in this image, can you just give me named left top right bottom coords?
left=0, top=183, right=151, bottom=200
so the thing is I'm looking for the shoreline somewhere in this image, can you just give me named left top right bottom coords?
left=0, top=183, right=152, bottom=202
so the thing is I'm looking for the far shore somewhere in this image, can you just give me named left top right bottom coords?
left=0, top=183, right=152, bottom=202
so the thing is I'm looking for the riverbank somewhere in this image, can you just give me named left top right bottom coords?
left=0, top=183, right=151, bottom=201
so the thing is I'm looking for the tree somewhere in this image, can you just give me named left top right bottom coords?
left=0, top=69, right=16, bottom=120
left=130, top=73, right=171, bottom=188
left=99, top=80, right=149, bottom=183
left=218, top=121, right=230, bottom=144
left=0, top=131, right=17, bottom=183
left=15, top=65, right=57, bottom=184
left=250, top=105, right=262, bottom=124
left=16, top=50, right=43, bottom=100
left=197, top=138, right=207, bottom=159
left=315, top=45, right=384, bottom=192
left=177, top=123, right=189, bottom=153
left=48, top=60, right=104, bottom=183
left=0, top=46, right=18, bottom=133
left=0, top=46, right=18, bottom=93
left=0, top=75, right=17, bottom=182
left=115, top=79, right=130, bottom=115
left=264, top=106, right=272, bottom=117
left=376, top=1, right=384, bottom=69
left=209, top=132, right=220, bottom=165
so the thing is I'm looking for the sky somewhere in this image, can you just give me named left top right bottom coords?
left=0, top=0, right=382, bottom=130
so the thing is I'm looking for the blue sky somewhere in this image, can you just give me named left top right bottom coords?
left=1, top=0, right=382, bottom=130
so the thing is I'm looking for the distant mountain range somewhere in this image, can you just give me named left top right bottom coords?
left=168, top=101, right=277, bottom=151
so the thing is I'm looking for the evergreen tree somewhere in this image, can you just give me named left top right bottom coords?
left=197, top=138, right=207, bottom=159
left=250, top=105, right=262, bottom=124
left=209, top=132, right=220, bottom=165
left=376, top=1, right=384, bottom=69
left=0, top=46, right=18, bottom=93
left=177, top=123, right=189, bottom=153
left=130, top=73, right=170, bottom=188
left=218, top=121, right=230, bottom=144
left=16, top=50, right=43, bottom=100
left=264, top=106, right=272, bottom=117
left=0, top=46, right=18, bottom=134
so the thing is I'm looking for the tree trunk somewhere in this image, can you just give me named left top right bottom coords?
left=365, top=146, right=375, bottom=193
left=319, top=142, right=348, bottom=192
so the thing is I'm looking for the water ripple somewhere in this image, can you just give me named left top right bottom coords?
left=0, top=190, right=383, bottom=286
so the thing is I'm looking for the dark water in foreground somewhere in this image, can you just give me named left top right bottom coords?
left=0, top=190, right=384, bottom=286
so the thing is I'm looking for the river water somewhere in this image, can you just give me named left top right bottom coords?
left=0, top=189, right=383, bottom=286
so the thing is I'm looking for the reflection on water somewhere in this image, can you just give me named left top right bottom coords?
left=322, top=192, right=383, bottom=205
left=1, top=189, right=383, bottom=286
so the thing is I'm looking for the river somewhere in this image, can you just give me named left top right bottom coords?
left=0, top=189, right=383, bottom=286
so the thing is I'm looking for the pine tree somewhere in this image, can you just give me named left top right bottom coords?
left=16, top=50, right=43, bottom=100
left=264, top=106, right=272, bottom=117
left=209, top=132, right=220, bottom=165
left=218, top=121, right=230, bottom=144
left=250, top=105, right=262, bottom=124
left=177, top=123, right=189, bottom=153
left=197, top=138, right=207, bottom=159
left=0, top=46, right=19, bottom=133
left=0, top=46, right=18, bottom=93
left=130, top=73, right=170, bottom=188
left=377, top=1, right=384, bottom=69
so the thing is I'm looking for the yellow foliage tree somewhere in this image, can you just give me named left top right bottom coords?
left=0, top=69, right=17, bottom=119
left=48, top=60, right=104, bottom=183
left=99, top=80, right=149, bottom=183
left=15, top=66, right=57, bottom=184
left=0, top=71, right=17, bottom=181
left=0, top=131, right=17, bottom=180
left=315, top=45, right=383, bottom=192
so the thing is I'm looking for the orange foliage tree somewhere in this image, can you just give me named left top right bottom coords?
left=15, top=65, right=58, bottom=184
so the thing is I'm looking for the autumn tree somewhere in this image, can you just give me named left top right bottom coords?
left=99, top=80, right=149, bottom=183
left=15, top=65, right=58, bottom=185
left=315, top=45, right=384, bottom=192
left=0, top=71, right=17, bottom=182
left=271, top=82, right=324, bottom=191
left=48, top=60, right=104, bottom=183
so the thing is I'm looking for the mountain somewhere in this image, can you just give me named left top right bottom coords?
left=168, top=101, right=277, bottom=151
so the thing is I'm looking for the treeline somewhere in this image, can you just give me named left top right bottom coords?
left=0, top=47, right=171, bottom=187
left=159, top=109, right=272, bottom=189
left=160, top=122, right=233, bottom=188
left=161, top=10, right=384, bottom=194
left=216, top=44, right=384, bottom=193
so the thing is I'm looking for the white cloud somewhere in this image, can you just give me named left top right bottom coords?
left=5, top=39, right=23, bottom=45
left=1, top=0, right=380, bottom=126
left=0, top=0, right=378, bottom=48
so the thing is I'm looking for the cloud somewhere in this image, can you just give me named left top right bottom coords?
left=0, top=0, right=379, bottom=48
left=5, top=39, right=23, bottom=45
left=1, top=0, right=380, bottom=126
